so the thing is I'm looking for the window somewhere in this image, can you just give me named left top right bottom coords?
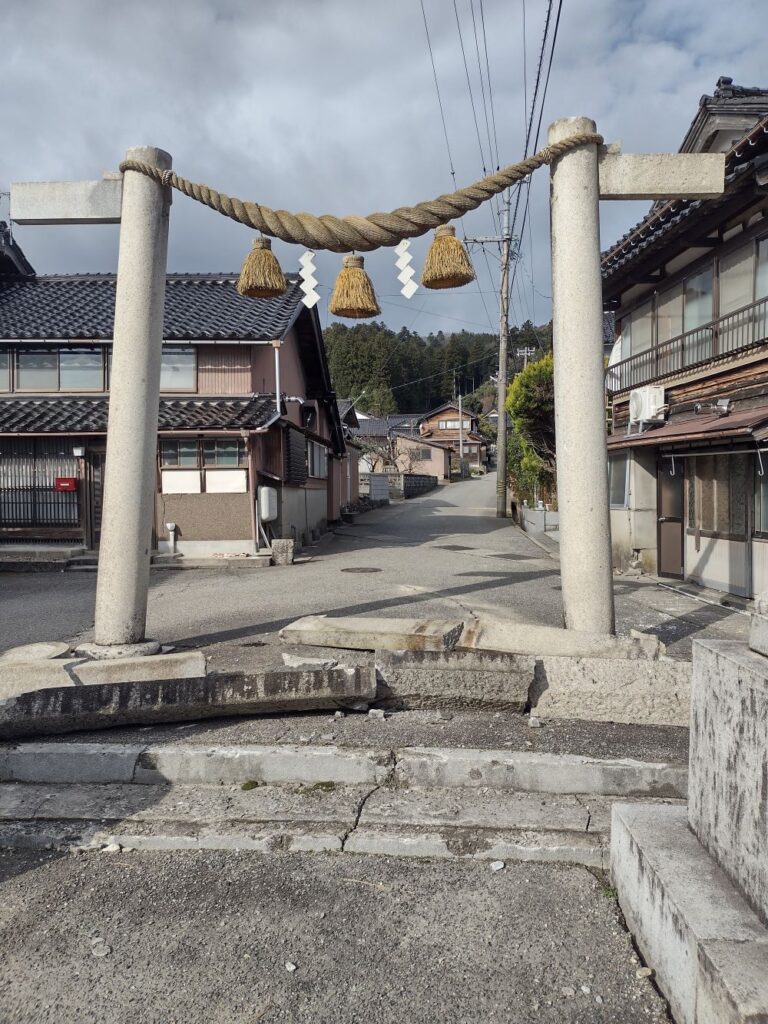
left=683, top=267, right=714, bottom=365
left=719, top=242, right=754, bottom=316
left=414, top=448, right=432, bottom=461
left=0, top=349, right=9, bottom=391
left=688, top=454, right=748, bottom=538
left=16, top=348, right=58, bottom=390
left=160, top=347, right=196, bottom=390
left=629, top=300, right=653, bottom=356
left=203, top=439, right=246, bottom=467
left=657, top=284, right=684, bottom=344
left=608, top=453, right=629, bottom=507
left=59, top=347, right=104, bottom=390
left=307, top=440, right=328, bottom=479
left=438, top=420, right=447, bottom=429
left=160, top=439, right=199, bottom=467
left=757, top=238, right=768, bottom=301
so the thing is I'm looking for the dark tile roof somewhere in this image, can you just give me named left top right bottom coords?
left=0, top=223, right=35, bottom=279
left=351, top=416, right=390, bottom=437
left=0, top=273, right=305, bottom=341
left=0, top=395, right=277, bottom=434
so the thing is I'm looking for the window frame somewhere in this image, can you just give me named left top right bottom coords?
left=160, top=346, right=197, bottom=393
left=14, top=347, right=60, bottom=392
left=58, top=346, right=105, bottom=392
left=608, top=452, right=629, bottom=509
left=0, top=348, right=10, bottom=392
left=686, top=453, right=749, bottom=542
left=307, top=439, right=329, bottom=479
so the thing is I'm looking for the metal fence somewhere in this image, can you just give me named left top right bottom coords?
left=0, top=439, right=79, bottom=527
left=606, top=295, right=768, bottom=393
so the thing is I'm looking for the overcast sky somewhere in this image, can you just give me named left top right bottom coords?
left=2, top=0, right=766, bottom=337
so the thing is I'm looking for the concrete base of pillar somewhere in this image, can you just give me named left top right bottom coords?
left=75, top=640, right=162, bottom=661
left=611, top=802, right=768, bottom=1024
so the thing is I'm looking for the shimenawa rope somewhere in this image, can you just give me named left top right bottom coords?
left=119, top=132, right=602, bottom=254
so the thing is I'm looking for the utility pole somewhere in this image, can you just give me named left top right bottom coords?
left=458, top=391, right=465, bottom=473
left=466, top=194, right=515, bottom=517
left=516, top=345, right=537, bottom=369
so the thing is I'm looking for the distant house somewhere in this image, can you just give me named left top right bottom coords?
left=0, top=228, right=354, bottom=555
left=418, top=401, right=488, bottom=469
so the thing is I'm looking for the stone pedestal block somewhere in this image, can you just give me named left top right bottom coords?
left=271, top=539, right=294, bottom=566
left=690, top=640, right=768, bottom=925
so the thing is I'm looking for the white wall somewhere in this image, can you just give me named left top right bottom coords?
left=751, top=537, right=768, bottom=596
left=685, top=534, right=749, bottom=597
left=610, top=449, right=658, bottom=573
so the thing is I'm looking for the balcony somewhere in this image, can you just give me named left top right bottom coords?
left=606, top=295, right=768, bottom=394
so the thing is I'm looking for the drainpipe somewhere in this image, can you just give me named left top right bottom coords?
left=246, top=432, right=259, bottom=554
left=272, top=341, right=281, bottom=416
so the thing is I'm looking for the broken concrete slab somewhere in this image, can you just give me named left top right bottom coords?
left=530, top=655, right=691, bottom=727
left=0, top=641, right=70, bottom=662
left=280, top=615, right=465, bottom=652
left=611, top=802, right=768, bottom=1024
left=0, top=664, right=376, bottom=739
left=459, top=617, right=664, bottom=660
left=282, top=653, right=339, bottom=671
left=375, top=649, right=533, bottom=711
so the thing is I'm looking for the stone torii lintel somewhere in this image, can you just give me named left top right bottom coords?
left=597, top=146, right=726, bottom=201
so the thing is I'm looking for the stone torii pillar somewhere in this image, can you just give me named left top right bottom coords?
left=548, top=117, right=725, bottom=634
left=11, top=147, right=172, bottom=656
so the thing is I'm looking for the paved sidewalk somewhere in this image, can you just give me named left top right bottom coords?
left=0, top=848, right=669, bottom=1024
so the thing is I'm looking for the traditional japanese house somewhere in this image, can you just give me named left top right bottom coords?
left=0, top=227, right=352, bottom=556
left=604, top=78, right=768, bottom=597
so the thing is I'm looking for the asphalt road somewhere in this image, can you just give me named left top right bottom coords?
left=0, top=473, right=747, bottom=657
left=0, top=848, right=669, bottom=1024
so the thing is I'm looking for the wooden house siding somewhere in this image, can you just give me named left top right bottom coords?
left=197, top=345, right=251, bottom=394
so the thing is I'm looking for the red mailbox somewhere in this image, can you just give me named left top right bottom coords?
left=54, top=477, right=78, bottom=492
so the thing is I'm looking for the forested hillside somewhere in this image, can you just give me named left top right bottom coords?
left=324, top=320, right=551, bottom=415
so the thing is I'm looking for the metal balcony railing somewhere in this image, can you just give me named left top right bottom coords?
left=605, top=295, right=768, bottom=393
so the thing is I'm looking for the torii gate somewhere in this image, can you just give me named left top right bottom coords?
left=10, top=119, right=725, bottom=655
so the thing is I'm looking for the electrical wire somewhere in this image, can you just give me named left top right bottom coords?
left=420, top=0, right=459, bottom=190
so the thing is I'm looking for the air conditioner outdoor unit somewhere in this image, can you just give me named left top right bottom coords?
left=629, top=385, right=666, bottom=424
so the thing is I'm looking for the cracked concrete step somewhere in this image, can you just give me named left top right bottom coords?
left=0, top=781, right=676, bottom=867
left=0, top=742, right=688, bottom=797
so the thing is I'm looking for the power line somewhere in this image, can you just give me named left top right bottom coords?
left=453, top=0, right=490, bottom=175
left=508, top=0, right=564, bottom=310
left=420, top=0, right=495, bottom=334
left=420, top=0, right=459, bottom=189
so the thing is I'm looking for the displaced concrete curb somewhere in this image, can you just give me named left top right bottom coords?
left=376, top=649, right=532, bottom=711
left=280, top=615, right=465, bottom=652
left=0, top=664, right=377, bottom=739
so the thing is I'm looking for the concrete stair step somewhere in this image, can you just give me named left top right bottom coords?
left=0, top=781, right=679, bottom=868
left=0, top=741, right=688, bottom=798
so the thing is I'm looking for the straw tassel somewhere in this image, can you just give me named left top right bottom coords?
left=328, top=254, right=381, bottom=318
left=421, top=224, right=476, bottom=289
left=236, top=236, right=287, bottom=298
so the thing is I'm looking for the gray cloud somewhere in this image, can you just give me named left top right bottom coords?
left=2, top=0, right=766, bottom=337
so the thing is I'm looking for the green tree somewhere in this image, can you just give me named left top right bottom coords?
left=505, top=353, right=556, bottom=503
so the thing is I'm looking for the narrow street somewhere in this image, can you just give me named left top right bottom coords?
left=0, top=472, right=748, bottom=657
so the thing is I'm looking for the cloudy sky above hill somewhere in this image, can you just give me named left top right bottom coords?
left=2, top=0, right=766, bottom=336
